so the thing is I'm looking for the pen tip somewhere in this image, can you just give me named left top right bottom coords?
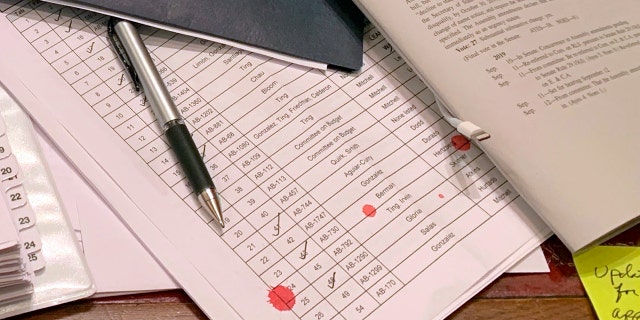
left=199, top=189, right=225, bottom=228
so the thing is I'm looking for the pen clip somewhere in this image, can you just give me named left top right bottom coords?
left=107, top=17, right=141, bottom=92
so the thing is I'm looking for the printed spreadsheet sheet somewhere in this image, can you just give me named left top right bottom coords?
left=0, top=1, right=549, bottom=319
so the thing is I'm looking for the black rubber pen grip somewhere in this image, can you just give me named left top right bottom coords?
left=165, top=123, right=213, bottom=193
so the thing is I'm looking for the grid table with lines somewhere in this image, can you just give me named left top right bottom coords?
left=3, top=1, right=522, bottom=318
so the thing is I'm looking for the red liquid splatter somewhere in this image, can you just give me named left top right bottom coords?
left=451, top=134, right=471, bottom=151
left=362, top=204, right=377, bottom=217
left=438, top=194, right=445, bottom=199
left=267, top=285, right=295, bottom=311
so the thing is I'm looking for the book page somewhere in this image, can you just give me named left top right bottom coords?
left=354, top=0, right=640, bottom=252
left=0, top=1, right=549, bottom=319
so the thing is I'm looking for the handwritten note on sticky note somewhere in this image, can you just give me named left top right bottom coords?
left=574, top=246, right=640, bottom=320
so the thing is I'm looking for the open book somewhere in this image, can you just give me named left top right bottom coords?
left=352, top=0, right=640, bottom=253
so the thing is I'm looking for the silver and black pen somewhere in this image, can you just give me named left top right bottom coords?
left=107, top=18, right=225, bottom=228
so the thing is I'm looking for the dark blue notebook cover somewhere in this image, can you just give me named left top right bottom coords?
left=64, top=0, right=364, bottom=70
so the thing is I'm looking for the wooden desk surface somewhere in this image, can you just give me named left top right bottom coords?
left=16, top=228, right=640, bottom=320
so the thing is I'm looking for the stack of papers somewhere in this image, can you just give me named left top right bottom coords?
left=0, top=2, right=555, bottom=320
left=0, top=2, right=551, bottom=318
left=37, top=128, right=178, bottom=296
left=0, top=84, right=94, bottom=319
left=0, top=111, right=43, bottom=306
left=0, top=208, right=31, bottom=304
left=0, top=219, right=30, bottom=304
left=0, top=207, right=32, bottom=305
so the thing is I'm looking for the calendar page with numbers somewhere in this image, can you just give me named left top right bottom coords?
left=0, top=1, right=550, bottom=319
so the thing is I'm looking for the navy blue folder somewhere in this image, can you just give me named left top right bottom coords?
left=62, top=0, right=365, bottom=70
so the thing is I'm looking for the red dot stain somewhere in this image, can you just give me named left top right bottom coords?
left=438, top=193, right=445, bottom=199
left=362, top=204, right=377, bottom=217
left=267, top=285, right=295, bottom=311
left=451, top=134, right=471, bottom=151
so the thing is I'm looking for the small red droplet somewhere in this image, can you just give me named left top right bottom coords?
left=438, top=194, right=445, bottom=199
left=451, top=135, right=471, bottom=151
left=362, top=204, right=377, bottom=217
left=267, top=285, right=295, bottom=311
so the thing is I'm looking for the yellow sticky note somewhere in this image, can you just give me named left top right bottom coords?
left=574, top=246, right=640, bottom=320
